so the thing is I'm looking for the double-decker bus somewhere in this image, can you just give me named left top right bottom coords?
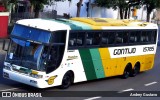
left=3, top=18, right=158, bottom=88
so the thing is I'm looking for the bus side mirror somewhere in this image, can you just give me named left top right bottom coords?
left=2, top=39, right=10, bottom=51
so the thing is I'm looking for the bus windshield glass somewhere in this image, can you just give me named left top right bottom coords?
left=6, top=38, right=46, bottom=71
left=11, top=24, right=51, bottom=43
left=5, top=24, right=52, bottom=71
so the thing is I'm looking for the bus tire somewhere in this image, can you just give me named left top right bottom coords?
left=122, top=64, right=132, bottom=79
left=60, top=71, right=74, bottom=89
left=130, top=62, right=140, bottom=77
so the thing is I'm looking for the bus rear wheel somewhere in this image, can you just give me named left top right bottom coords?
left=130, top=63, right=140, bottom=77
left=60, top=72, right=73, bottom=89
left=122, top=64, right=132, bottom=79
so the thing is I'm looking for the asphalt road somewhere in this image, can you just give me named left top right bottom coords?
left=0, top=27, right=160, bottom=100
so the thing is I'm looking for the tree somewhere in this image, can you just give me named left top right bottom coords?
left=30, top=0, right=72, bottom=18
left=95, top=0, right=140, bottom=19
left=0, top=0, right=17, bottom=11
left=29, top=0, right=49, bottom=18
left=141, top=0, right=160, bottom=22
left=95, top=0, right=128, bottom=19
left=114, top=0, right=128, bottom=19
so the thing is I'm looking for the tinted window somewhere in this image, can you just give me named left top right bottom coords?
left=12, top=24, right=51, bottom=43
left=101, top=32, right=109, bottom=45
left=101, top=32, right=115, bottom=45
left=93, top=32, right=101, bottom=45
left=68, top=30, right=157, bottom=49
left=115, top=32, right=129, bottom=44
left=69, top=32, right=85, bottom=47
left=141, top=31, right=149, bottom=42
left=77, top=32, right=85, bottom=46
left=69, top=32, right=77, bottom=47
left=108, top=32, right=115, bottom=44
left=52, top=31, right=67, bottom=43
left=86, top=32, right=94, bottom=45
left=129, top=31, right=137, bottom=43
left=86, top=32, right=102, bottom=46
left=151, top=31, right=157, bottom=42
left=135, top=31, right=141, bottom=42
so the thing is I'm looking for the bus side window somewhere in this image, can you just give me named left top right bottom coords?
left=115, top=32, right=123, bottom=44
left=129, top=32, right=138, bottom=43
left=141, top=31, right=149, bottom=42
left=123, top=32, right=129, bottom=43
left=76, top=32, right=85, bottom=46
left=151, top=31, right=157, bottom=43
left=45, top=46, right=58, bottom=73
left=135, top=31, right=141, bottom=43
left=101, top=32, right=109, bottom=45
left=108, top=32, right=115, bottom=44
left=147, top=31, right=152, bottom=42
left=93, top=32, right=101, bottom=45
left=86, top=32, right=93, bottom=45
left=69, top=32, right=77, bottom=47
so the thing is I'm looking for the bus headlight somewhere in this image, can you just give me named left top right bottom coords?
left=30, top=74, right=43, bottom=79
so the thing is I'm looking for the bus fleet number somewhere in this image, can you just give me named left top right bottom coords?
left=143, top=47, right=154, bottom=52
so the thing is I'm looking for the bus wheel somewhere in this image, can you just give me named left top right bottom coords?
left=131, top=63, right=140, bottom=77
left=60, top=72, right=73, bottom=89
left=122, top=64, right=131, bottom=79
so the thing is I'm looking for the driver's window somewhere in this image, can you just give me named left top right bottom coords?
left=39, top=46, right=49, bottom=71
left=40, top=46, right=59, bottom=73
left=48, top=47, right=57, bottom=65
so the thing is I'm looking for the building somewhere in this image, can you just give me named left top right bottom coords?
left=43, top=0, right=118, bottom=19
left=43, top=0, right=157, bottom=22
left=0, top=0, right=6, bottom=12
left=0, top=5, right=5, bottom=12
left=156, top=9, right=160, bottom=20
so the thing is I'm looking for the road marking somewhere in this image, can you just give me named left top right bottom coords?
left=145, top=82, right=157, bottom=86
left=118, top=88, right=134, bottom=93
left=84, top=96, right=102, bottom=100
left=0, top=88, right=20, bottom=91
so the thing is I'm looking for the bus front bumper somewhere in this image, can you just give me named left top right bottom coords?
left=3, top=69, right=49, bottom=88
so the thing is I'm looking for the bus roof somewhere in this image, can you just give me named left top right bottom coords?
left=16, top=19, right=71, bottom=31
left=70, top=17, right=158, bottom=29
left=16, top=18, right=158, bottom=31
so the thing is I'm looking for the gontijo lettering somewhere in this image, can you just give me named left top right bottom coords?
left=113, top=48, right=136, bottom=55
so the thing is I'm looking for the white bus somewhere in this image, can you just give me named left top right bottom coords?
left=3, top=18, right=158, bottom=88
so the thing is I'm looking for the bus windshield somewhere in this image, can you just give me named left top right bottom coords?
left=5, top=25, right=66, bottom=73
left=5, top=24, right=52, bottom=71
left=6, top=38, right=45, bottom=71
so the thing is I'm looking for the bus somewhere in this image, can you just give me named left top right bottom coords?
left=3, top=18, right=158, bottom=88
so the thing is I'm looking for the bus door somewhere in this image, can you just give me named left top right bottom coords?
left=40, top=31, right=67, bottom=73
